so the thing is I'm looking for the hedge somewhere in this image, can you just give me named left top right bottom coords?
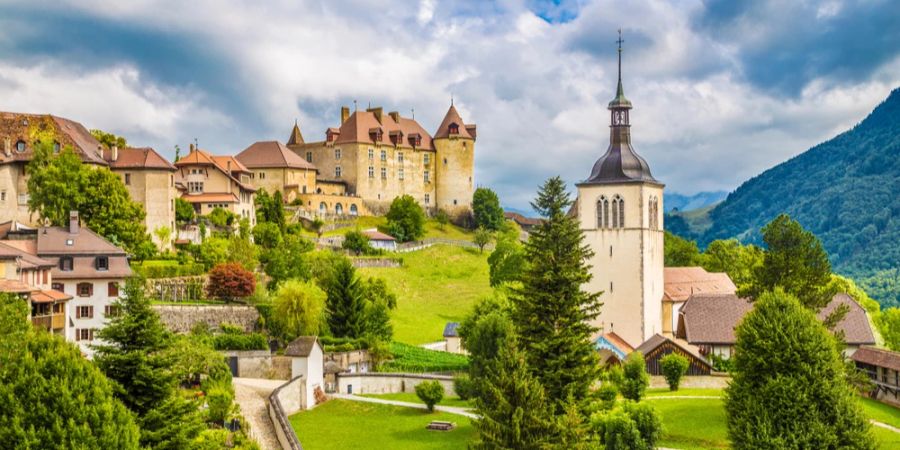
left=378, top=342, right=469, bottom=373
left=131, top=261, right=206, bottom=279
left=212, top=332, right=268, bottom=351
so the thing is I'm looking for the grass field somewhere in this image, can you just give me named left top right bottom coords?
left=290, top=399, right=474, bottom=450
left=358, top=392, right=473, bottom=409
left=305, top=216, right=474, bottom=241
left=359, top=244, right=491, bottom=344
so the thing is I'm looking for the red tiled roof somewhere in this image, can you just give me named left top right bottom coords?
left=105, top=147, right=175, bottom=170
left=31, top=289, right=72, bottom=303
left=821, top=293, right=877, bottom=345
left=180, top=193, right=240, bottom=204
left=212, top=155, right=250, bottom=173
left=236, top=141, right=316, bottom=170
left=0, top=279, right=37, bottom=293
left=334, top=109, right=435, bottom=149
left=664, top=267, right=737, bottom=302
left=175, top=148, right=256, bottom=192
left=362, top=229, right=396, bottom=242
left=434, top=105, right=474, bottom=139
left=0, top=112, right=107, bottom=166
left=852, top=346, right=900, bottom=372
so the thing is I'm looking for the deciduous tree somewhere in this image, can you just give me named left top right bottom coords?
left=273, top=280, right=327, bottom=341
left=488, top=221, right=526, bottom=286
left=343, top=229, right=373, bottom=255
left=386, top=195, right=425, bottom=242
left=618, top=352, right=650, bottom=401
left=659, top=353, right=689, bottom=391
left=206, top=262, right=256, bottom=302
left=415, top=380, right=444, bottom=412
left=473, top=226, right=492, bottom=253
left=472, top=187, right=504, bottom=231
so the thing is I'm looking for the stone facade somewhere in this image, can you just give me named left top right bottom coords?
left=336, top=373, right=456, bottom=396
left=433, top=135, right=475, bottom=218
left=116, top=168, right=177, bottom=247
left=152, top=304, right=260, bottom=333
left=250, top=167, right=316, bottom=202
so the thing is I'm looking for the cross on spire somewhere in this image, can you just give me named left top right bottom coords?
left=616, top=29, right=624, bottom=85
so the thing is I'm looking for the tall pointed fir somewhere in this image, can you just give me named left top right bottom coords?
left=325, top=258, right=368, bottom=338
left=512, top=176, right=603, bottom=411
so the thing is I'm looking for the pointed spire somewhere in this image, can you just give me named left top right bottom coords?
left=287, top=119, right=304, bottom=145
left=435, top=102, right=473, bottom=139
left=609, top=28, right=632, bottom=110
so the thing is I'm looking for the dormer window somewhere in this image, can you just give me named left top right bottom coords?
left=448, top=123, right=459, bottom=135
left=53, top=142, right=61, bottom=153
left=59, top=257, right=73, bottom=271
left=65, top=239, right=74, bottom=246
left=15, top=140, right=25, bottom=153
left=95, top=256, right=109, bottom=271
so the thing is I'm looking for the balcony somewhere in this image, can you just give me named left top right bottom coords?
left=32, top=313, right=65, bottom=331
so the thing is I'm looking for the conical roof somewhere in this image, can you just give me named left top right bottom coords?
left=583, top=140, right=657, bottom=185
left=287, top=121, right=304, bottom=145
left=434, top=104, right=472, bottom=139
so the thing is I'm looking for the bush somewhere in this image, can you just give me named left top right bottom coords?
left=618, top=352, right=650, bottom=401
left=212, top=327, right=268, bottom=351
left=710, top=353, right=735, bottom=373
left=204, top=383, right=234, bottom=424
left=592, top=401, right=662, bottom=450
left=385, top=195, right=425, bottom=242
left=598, top=383, right=618, bottom=410
left=131, top=261, right=206, bottom=279
left=453, top=375, right=475, bottom=400
left=342, top=230, right=373, bottom=255
left=206, top=262, right=256, bottom=302
left=415, top=380, right=445, bottom=412
left=659, top=353, right=689, bottom=391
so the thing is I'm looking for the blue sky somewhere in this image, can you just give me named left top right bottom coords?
left=0, top=0, right=897, bottom=211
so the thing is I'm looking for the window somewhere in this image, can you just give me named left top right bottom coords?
left=108, top=282, right=119, bottom=297
left=597, top=196, right=609, bottom=229
left=443, top=158, right=448, bottom=166
left=53, top=142, right=61, bottom=153
left=188, top=182, right=203, bottom=193
left=424, top=154, right=430, bottom=165
left=76, top=305, right=94, bottom=318
left=398, top=152, right=404, bottom=163
left=350, top=204, right=358, bottom=216
left=95, top=256, right=109, bottom=271
left=368, top=148, right=374, bottom=159
left=335, top=203, right=343, bottom=215
left=611, top=195, right=625, bottom=228
left=0, top=191, right=5, bottom=202
left=319, top=202, right=327, bottom=213
left=334, top=148, right=342, bottom=160
left=104, top=305, right=120, bottom=317
left=259, top=172, right=266, bottom=180
left=380, top=150, right=386, bottom=161
left=398, top=168, right=404, bottom=180
left=15, top=140, right=25, bottom=153
left=424, top=193, right=430, bottom=204
left=424, top=170, right=430, bottom=183
left=75, top=328, right=94, bottom=341
left=335, top=166, right=342, bottom=178
left=170, top=174, right=174, bottom=187
left=51, top=282, right=64, bottom=292
left=306, top=151, right=313, bottom=163
left=59, top=257, right=73, bottom=271
left=124, top=173, right=131, bottom=185
left=368, top=166, right=374, bottom=178
left=77, top=283, right=93, bottom=297
left=381, top=167, right=387, bottom=179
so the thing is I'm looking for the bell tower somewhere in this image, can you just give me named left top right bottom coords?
left=575, top=30, right=665, bottom=348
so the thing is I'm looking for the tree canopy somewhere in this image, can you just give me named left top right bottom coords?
left=472, top=187, right=505, bottom=231
left=385, top=195, right=425, bottom=242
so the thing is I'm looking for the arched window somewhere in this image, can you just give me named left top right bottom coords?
left=597, top=196, right=610, bottom=229
left=335, top=203, right=343, bottom=215
left=612, top=195, right=624, bottom=228
left=349, top=204, right=358, bottom=216
left=15, top=140, right=25, bottom=153
left=319, top=202, right=327, bottom=214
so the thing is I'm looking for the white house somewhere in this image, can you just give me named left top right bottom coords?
left=285, top=336, right=325, bottom=410
left=361, top=229, right=397, bottom=251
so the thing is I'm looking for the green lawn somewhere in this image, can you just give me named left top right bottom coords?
left=289, top=399, right=474, bottom=450
left=305, top=216, right=474, bottom=241
left=358, top=392, right=473, bottom=409
left=861, top=397, right=900, bottom=428
left=359, top=244, right=491, bottom=344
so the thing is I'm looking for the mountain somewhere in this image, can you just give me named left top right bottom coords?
left=689, top=88, right=900, bottom=308
left=665, top=191, right=728, bottom=212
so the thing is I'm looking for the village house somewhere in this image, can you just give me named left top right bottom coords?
left=852, top=346, right=900, bottom=407
left=361, top=229, right=397, bottom=251
left=286, top=104, right=476, bottom=219
left=635, top=333, right=712, bottom=376
left=1, top=212, right=131, bottom=357
left=234, top=140, right=317, bottom=203
left=677, top=292, right=876, bottom=359
left=174, top=144, right=256, bottom=224
left=594, top=331, right=635, bottom=366
left=661, top=267, right=736, bottom=337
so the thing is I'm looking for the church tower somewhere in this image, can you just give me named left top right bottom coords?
left=576, top=31, right=664, bottom=348
left=433, top=102, right=476, bottom=219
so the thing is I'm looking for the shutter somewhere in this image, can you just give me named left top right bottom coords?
left=75, top=329, right=80, bottom=341
left=88, top=284, right=94, bottom=296
left=76, top=307, right=81, bottom=319
left=88, top=306, right=94, bottom=319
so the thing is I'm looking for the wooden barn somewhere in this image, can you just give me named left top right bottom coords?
left=634, top=334, right=711, bottom=376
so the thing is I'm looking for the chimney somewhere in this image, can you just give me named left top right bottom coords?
left=367, top=107, right=383, bottom=124
left=111, top=145, right=119, bottom=162
left=388, top=111, right=400, bottom=123
left=69, top=211, right=79, bottom=234
left=190, top=143, right=196, bottom=152
left=341, top=106, right=350, bottom=123
left=227, top=161, right=233, bottom=194
left=3, top=138, right=9, bottom=157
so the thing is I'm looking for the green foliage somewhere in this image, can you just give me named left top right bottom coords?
left=877, top=307, right=900, bottom=351
left=196, top=236, right=230, bottom=269
left=700, top=238, right=764, bottom=291
left=618, top=352, right=650, bottom=402
left=226, top=235, right=259, bottom=271
left=660, top=353, right=689, bottom=391
left=709, top=353, right=735, bottom=373
left=473, top=226, right=492, bottom=252
left=255, top=188, right=286, bottom=229
left=414, top=380, right=445, bottom=412
left=597, top=383, right=619, bottom=410
left=212, top=326, right=269, bottom=351
left=154, top=225, right=172, bottom=250
left=511, top=176, right=602, bottom=412
left=272, top=279, right=327, bottom=341
left=487, top=221, right=527, bottom=287
left=472, top=187, right=504, bottom=231
left=343, top=229, right=373, bottom=255
left=262, top=234, right=314, bottom=289
left=175, top=198, right=195, bottom=223
left=592, top=401, right=662, bottom=450
left=471, top=338, right=557, bottom=449
left=26, top=144, right=153, bottom=256
left=252, top=222, right=283, bottom=249
left=131, top=260, right=205, bottom=278
left=206, top=207, right=236, bottom=228
left=724, top=289, right=875, bottom=449
left=385, top=195, right=425, bottom=242
left=325, top=258, right=368, bottom=338
left=90, top=128, right=127, bottom=148
left=453, top=375, right=475, bottom=401
left=361, top=277, right=395, bottom=342
left=206, top=262, right=256, bottom=301
left=166, top=333, right=231, bottom=386
left=204, top=381, right=235, bottom=424
left=458, top=293, right=514, bottom=392
left=696, top=90, right=900, bottom=307
left=379, top=342, right=470, bottom=373
left=741, top=214, right=837, bottom=310
left=435, top=209, right=450, bottom=230
left=664, top=231, right=703, bottom=266
left=0, top=294, right=141, bottom=449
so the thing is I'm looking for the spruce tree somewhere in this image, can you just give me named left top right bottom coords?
left=472, top=338, right=557, bottom=449
left=511, top=176, right=603, bottom=411
left=325, top=258, right=368, bottom=338
left=725, top=289, right=874, bottom=449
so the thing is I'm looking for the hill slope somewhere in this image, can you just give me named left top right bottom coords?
left=694, top=88, right=900, bottom=307
left=665, top=191, right=727, bottom=212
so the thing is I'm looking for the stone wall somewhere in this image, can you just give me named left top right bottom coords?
left=152, top=304, right=260, bottom=333
left=649, top=374, right=731, bottom=389
left=336, top=373, right=455, bottom=396
left=350, top=258, right=402, bottom=268
left=268, top=377, right=305, bottom=450
left=221, top=350, right=288, bottom=379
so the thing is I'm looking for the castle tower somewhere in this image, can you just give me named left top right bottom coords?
left=576, top=31, right=664, bottom=348
left=433, top=103, right=476, bottom=218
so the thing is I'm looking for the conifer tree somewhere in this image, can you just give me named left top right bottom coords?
left=511, top=176, right=603, bottom=411
left=472, top=338, right=557, bottom=449
left=725, top=289, right=874, bottom=449
left=325, top=259, right=368, bottom=338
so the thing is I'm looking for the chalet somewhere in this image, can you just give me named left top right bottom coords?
left=662, top=267, right=736, bottom=337
left=594, top=331, right=635, bottom=366
left=634, top=333, right=712, bottom=376
left=852, top=346, right=900, bottom=407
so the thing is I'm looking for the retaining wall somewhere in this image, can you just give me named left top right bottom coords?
left=268, top=377, right=305, bottom=450
left=336, top=372, right=456, bottom=396
left=350, top=258, right=402, bottom=268
left=152, top=304, right=260, bottom=333
left=649, top=373, right=731, bottom=389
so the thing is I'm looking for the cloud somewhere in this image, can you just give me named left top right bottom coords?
left=0, top=0, right=897, bottom=214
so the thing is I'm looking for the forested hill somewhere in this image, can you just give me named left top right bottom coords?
left=690, top=88, right=900, bottom=307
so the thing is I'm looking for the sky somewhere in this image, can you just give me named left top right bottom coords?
left=0, top=0, right=898, bottom=211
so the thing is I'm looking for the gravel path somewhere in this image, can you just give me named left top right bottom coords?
left=233, top=378, right=287, bottom=450
left=332, top=393, right=479, bottom=419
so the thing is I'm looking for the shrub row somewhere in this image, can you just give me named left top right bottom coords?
left=132, top=262, right=206, bottom=279
left=212, top=332, right=268, bottom=351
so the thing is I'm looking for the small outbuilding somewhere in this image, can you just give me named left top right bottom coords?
left=285, top=336, right=325, bottom=409
left=634, top=334, right=712, bottom=376
left=443, top=322, right=463, bottom=354
left=362, top=228, right=397, bottom=251
left=594, top=331, right=634, bottom=366
left=852, top=346, right=900, bottom=407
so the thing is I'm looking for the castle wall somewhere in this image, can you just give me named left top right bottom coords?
left=433, top=137, right=475, bottom=218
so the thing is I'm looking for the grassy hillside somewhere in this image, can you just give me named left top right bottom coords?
left=359, top=245, right=491, bottom=345
left=687, top=88, right=900, bottom=307
left=302, top=216, right=474, bottom=240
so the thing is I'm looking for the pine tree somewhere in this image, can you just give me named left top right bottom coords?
left=725, top=289, right=874, bottom=449
left=325, top=259, right=368, bottom=338
left=472, top=339, right=557, bottom=449
left=511, top=176, right=603, bottom=411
